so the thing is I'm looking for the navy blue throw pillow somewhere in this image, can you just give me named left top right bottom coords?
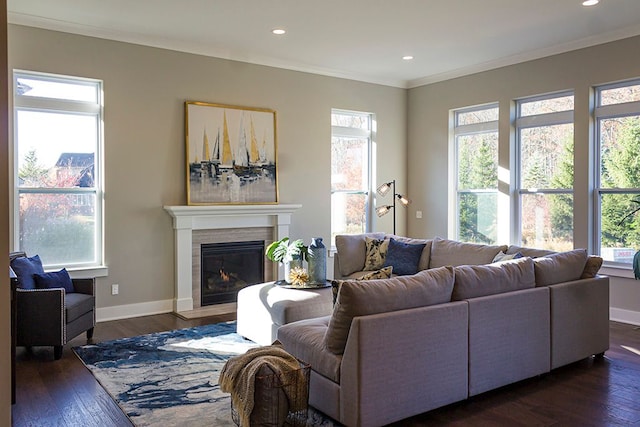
left=383, top=238, right=426, bottom=276
left=34, top=268, right=75, bottom=294
left=10, top=254, right=45, bottom=290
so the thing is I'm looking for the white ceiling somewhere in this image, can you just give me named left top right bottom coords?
left=8, top=0, right=640, bottom=88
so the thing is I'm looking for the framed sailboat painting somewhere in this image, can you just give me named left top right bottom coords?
left=185, top=101, right=278, bottom=205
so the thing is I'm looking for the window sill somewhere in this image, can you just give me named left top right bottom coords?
left=65, top=266, right=109, bottom=279
left=600, top=264, right=635, bottom=280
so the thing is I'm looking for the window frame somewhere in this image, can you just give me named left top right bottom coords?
left=450, top=102, right=499, bottom=243
left=594, top=78, right=640, bottom=267
left=330, top=108, right=374, bottom=246
left=514, top=91, right=575, bottom=249
left=13, top=70, right=106, bottom=274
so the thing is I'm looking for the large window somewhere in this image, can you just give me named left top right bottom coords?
left=516, top=92, right=574, bottom=251
left=14, top=71, right=104, bottom=269
left=452, top=104, right=499, bottom=244
left=595, top=79, right=640, bottom=264
left=330, top=109, right=373, bottom=246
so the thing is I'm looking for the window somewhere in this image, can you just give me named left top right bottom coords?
left=452, top=104, right=499, bottom=244
left=595, top=79, right=640, bottom=264
left=330, top=109, right=374, bottom=246
left=14, top=71, right=104, bottom=269
left=515, top=92, right=574, bottom=251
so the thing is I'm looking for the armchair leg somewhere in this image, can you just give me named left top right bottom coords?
left=86, top=327, right=95, bottom=340
left=54, top=346, right=63, bottom=360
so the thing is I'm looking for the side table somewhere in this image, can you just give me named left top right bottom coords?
left=237, top=282, right=333, bottom=346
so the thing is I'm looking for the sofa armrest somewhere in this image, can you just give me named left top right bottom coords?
left=548, top=275, right=609, bottom=368
left=340, top=301, right=469, bottom=427
left=72, top=278, right=95, bottom=296
left=16, top=288, right=65, bottom=346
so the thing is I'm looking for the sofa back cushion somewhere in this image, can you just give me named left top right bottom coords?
left=429, top=238, right=508, bottom=268
left=452, top=257, right=535, bottom=300
left=506, top=245, right=556, bottom=258
left=335, top=233, right=386, bottom=276
left=533, top=249, right=588, bottom=286
left=324, top=266, right=455, bottom=355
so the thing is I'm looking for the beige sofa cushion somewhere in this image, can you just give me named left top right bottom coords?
left=452, top=257, right=535, bottom=300
left=533, top=249, right=588, bottom=286
left=335, top=233, right=386, bottom=276
left=324, top=266, right=455, bottom=355
left=430, top=237, right=508, bottom=268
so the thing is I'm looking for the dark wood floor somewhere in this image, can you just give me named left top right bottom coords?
left=11, top=315, right=640, bottom=426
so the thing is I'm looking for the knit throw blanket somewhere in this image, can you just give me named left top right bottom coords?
left=219, top=345, right=307, bottom=426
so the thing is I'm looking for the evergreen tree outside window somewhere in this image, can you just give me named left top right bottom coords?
left=330, top=109, right=373, bottom=246
left=13, top=71, right=104, bottom=269
left=453, top=104, right=499, bottom=244
left=515, top=92, right=574, bottom=251
left=595, top=80, right=640, bottom=264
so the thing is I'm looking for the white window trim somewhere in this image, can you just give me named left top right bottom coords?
left=514, top=91, right=575, bottom=246
left=13, top=70, right=106, bottom=274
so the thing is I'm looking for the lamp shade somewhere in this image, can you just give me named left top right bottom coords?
left=377, top=181, right=393, bottom=196
left=376, top=205, right=392, bottom=217
left=397, top=194, right=411, bottom=206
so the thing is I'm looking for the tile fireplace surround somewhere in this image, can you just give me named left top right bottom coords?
left=164, top=204, right=302, bottom=313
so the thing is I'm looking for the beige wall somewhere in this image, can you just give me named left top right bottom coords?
left=407, top=35, right=640, bottom=320
left=8, top=25, right=407, bottom=314
left=1, top=0, right=10, bottom=421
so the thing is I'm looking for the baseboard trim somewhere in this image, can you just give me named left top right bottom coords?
left=96, top=299, right=174, bottom=322
left=610, top=307, right=640, bottom=326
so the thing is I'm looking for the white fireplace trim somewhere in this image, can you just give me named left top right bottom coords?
left=164, top=204, right=302, bottom=313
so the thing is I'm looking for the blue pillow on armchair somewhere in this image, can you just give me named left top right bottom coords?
left=34, top=268, right=75, bottom=294
left=10, top=254, right=45, bottom=290
left=383, top=238, right=426, bottom=276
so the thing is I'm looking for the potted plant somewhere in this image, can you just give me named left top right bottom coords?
left=617, top=197, right=640, bottom=279
left=265, top=237, right=308, bottom=283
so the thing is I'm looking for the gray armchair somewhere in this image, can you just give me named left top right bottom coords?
left=10, top=252, right=96, bottom=360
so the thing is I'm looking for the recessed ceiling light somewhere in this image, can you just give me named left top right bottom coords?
left=272, top=28, right=286, bottom=35
left=402, top=55, right=414, bottom=61
left=582, top=0, right=599, bottom=6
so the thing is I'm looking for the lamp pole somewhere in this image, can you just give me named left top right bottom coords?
left=392, top=179, right=396, bottom=235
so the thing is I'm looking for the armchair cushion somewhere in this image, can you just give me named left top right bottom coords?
left=34, top=268, right=74, bottom=293
left=65, top=293, right=95, bottom=323
left=10, top=254, right=45, bottom=290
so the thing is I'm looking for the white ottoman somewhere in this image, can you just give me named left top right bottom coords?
left=237, top=282, right=333, bottom=345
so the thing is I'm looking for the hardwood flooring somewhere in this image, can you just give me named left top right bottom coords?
left=11, top=316, right=640, bottom=426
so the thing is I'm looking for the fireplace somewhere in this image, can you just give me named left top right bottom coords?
left=200, top=241, right=265, bottom=305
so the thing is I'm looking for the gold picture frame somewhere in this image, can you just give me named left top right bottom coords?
left=185, top=101, right=278, bottom=205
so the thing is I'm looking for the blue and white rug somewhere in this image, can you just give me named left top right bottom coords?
left=74, top=321, right=336, bottom=427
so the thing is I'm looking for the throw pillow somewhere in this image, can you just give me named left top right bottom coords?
left=325, top=266, right=455, bottom=355
left=492, top=251, right=523, bottom=263
left=331, top=266, right=394, bottom=305
left=383, top=238, right=426, bottom=275
left=581, top=255, right=604, bottom=279
left=34, top=268, right=75, bottom=293
left=533, top=249, right=588, bottom=287
left=452, top=257, right=535, bottom=300
left=363, top=237, right=389, bottom=270
left=10, top=254, right=45, bottom=290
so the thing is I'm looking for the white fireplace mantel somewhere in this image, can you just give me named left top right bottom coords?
left=164, top=204, right=302, bottom=313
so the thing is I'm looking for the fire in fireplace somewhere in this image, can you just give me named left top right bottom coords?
left=200, top=240, right=265, bottom=305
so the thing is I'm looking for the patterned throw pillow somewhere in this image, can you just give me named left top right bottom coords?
left=492, top=251, right=523, bottom=263
left=363, top=237, right=389, bottom=271
left=331, top=266, right=394, bottom=305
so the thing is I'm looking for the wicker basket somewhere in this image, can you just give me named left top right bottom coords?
left=231, top=361, right=310, bottom=427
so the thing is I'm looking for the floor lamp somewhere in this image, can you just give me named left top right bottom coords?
left=375, top=180, right=411, bottom=235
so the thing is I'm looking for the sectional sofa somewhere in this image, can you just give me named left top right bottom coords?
left=277, top=234, right=609, bottom=427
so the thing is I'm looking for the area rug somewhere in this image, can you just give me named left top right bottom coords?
left=73, top=321, right=336, bottom=426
